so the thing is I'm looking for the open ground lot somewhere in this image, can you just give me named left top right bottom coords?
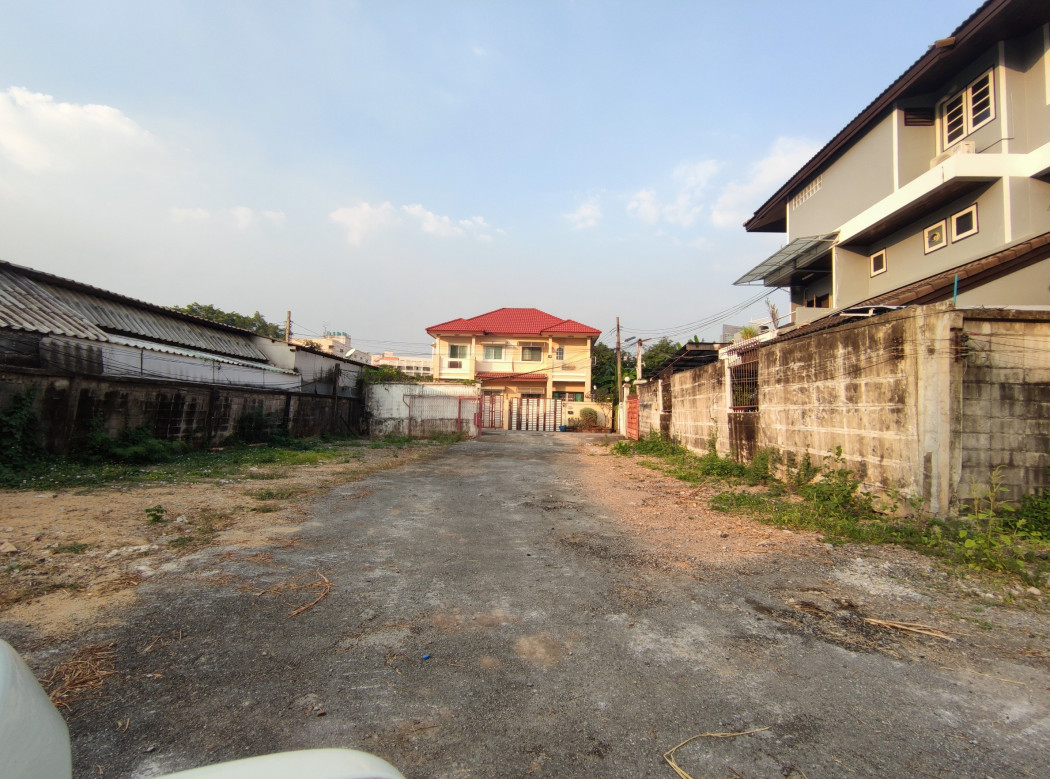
left=2, top=433, right=1049, bottom=777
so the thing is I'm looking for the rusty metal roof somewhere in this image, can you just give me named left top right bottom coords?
left=0, top=266, right=109, bottom=341
left=34, top=281, right=269, bottom=362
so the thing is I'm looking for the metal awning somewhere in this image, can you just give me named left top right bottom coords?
left=734, top=233, right=837, bottom=287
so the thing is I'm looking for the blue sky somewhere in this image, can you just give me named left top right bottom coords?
left=0, top=0, right=980, bottom=356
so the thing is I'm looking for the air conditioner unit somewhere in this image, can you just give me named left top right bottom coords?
left=929, top=141, right=975, bottom=168
left=448, top=360, right=462, bottom=369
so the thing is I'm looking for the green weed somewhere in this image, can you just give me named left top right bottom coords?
left=144, top=505, right=168, bottom=524
left=54, top=542, right=89, bottom=555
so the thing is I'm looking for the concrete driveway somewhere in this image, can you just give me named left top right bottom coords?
left=51, top=433, right=1050, bottom=776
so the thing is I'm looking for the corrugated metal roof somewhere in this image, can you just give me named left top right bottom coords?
left=35, top=281, right=269, bottom=362
left=0, top=267, right=109, bottom=341
left=106, top=334, right=297, bottom=374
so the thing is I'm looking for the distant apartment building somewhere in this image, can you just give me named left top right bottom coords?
left=291, top=331, right=353, bottom=358
left=370, top=351, right=432, bottom=377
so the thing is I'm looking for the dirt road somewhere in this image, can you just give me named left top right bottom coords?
left=5, top=433, right=1050, bottom=777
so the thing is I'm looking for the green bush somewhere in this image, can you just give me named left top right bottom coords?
left=77, top=424, right=186, bottom=464
left=0, top=391, right=43, bottom=471
left=579, top=407, right=600, bottom=428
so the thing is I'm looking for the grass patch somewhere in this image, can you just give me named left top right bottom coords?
left=53, top=542, right=89, bottom=555
left=246, top=487, right=306, bottom=501
left=615, top=433, right=1050, bottom=586
left=0, top=436, right=406, bottom=492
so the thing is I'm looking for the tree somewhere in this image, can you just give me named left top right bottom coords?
left=591, top=342, right=618, bottom=401
left=642, top=337, right=681, bottom=376
left=173, top=303, right=284, bottom=339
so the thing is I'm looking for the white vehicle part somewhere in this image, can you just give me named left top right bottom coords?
left=0, top=639, right=405, bottom=779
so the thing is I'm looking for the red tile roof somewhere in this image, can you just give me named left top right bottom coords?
left=426, top=308, right=600, bottom=337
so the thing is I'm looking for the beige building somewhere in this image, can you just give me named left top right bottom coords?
left=370, top=351, right=432, bottom=378
left=426, top=308, right=607, bottom=431
left=736, top=0, right=1050, bottom=325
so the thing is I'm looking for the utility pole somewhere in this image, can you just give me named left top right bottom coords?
left=615, top=317, right=622, bottom=400
left=635, top=337, right=651, bottom=384
left=285, top=311, right=291, bottom=344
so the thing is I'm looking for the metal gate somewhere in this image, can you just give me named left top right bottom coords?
left=626, top=395, right=640, bottom=440
left=406, top=395, right=480, bottom=437
left=508, top=397, right=563, bottom=431
left=480, top=394, right=504, bottom=429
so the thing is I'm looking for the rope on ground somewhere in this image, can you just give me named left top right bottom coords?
left=663, top=727, right=771, bottom=779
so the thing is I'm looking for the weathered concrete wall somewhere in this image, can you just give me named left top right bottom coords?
left=960, top=312, right=1050, bottom=502
left=0, top=369, right=362, bottom=454
left=365, top=383, right=481, bottom=438
left=670, top=361, right=726, bottom=455
left=757, top=307, right=927, bottom=496
left=637, top=381, right=660, bottom=439
left=665, top=304, right=1050, bottom=515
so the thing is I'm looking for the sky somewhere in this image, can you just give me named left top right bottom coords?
left=0, top=0, right=981, bottom=357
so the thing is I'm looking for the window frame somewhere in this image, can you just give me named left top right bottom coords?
left=483, top=345, right=504, bottom=361
left=950, top=204, right=979, bottom=242
left=870, top=250, right=887, bottom=277
left=940, top=69, right=995, bottom=150
left=520, top=345, right=543, bottom=362
left=923, top=221, right=947, bottom=254
left=448, top=344, right=468, bottom=359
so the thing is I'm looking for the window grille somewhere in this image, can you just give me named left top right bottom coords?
left=730, top=356, right=759, bottom=412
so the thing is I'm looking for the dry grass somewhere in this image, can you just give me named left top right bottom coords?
left=45, top=642, right=118, bottom=709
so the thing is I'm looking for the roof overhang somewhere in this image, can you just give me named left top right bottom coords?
left=734, top=234, right=836, bottom=287
left=744, top=0, right=1050, bottom=233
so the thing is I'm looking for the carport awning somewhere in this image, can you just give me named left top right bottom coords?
left=734, top=233, right=837, bottom=287
left=477, top=372, right=548, bottom=382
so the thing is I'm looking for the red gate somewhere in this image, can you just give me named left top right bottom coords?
left=480, top=394, right=503, bottom=429
left=626, top=395, right=640, bottom=440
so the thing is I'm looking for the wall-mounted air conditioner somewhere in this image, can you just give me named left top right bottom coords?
left=929, top=140, right=975, bottom=169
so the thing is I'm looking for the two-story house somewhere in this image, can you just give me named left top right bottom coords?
left=426, top=307, right=600, bottom=405
left=735, top=0, right=1050, bottom=325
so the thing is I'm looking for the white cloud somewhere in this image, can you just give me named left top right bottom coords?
left=626, top=189, right=660, bottom=225
left=626, top=159, right=721, bottom=228
left=263, top=210, right=286, bottom=226
left=0, top=87, right=158, bottom=173
left=403, top=203, right=465, bottom=237
left=330, top=202, right=497, bottom=245
left=229, top=206, right=255, bottom=230
left=330, top=202, right=398, bottom=246
left=565, top=199, right=602, bottom=230
left=170, top=207, right=211, bottom=224
left=710, top=137, right=819, bottom=228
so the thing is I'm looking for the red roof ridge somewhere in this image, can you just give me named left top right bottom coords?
left=426, top=307, right=600, bottom=337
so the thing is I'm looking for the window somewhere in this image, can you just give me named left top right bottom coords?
left=950, top=204, right=978, bottom=242
left=555, top=346, right=565, bottom=361
left=941, top=70, right=995, bottom=148
left=551, top=391, right=583, bottom=401
left=521, top=346, right=543, bottom=362
left=870, top=250, right=887, bottom=277
left=449, top=344, right=468, bottom=358
left=924, top=221, right=947, bottom=254
left=483, top=345, right=504, bottom=360
left=730, top=354, right=759, bottom=412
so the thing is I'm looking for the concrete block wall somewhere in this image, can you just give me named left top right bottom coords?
left=670, top=361, right=726, bottom=455
left=755, top=309, right=924, bottom=495
left=637, top=381, right=661, bottom=439
left=960, top=313, right=1050, bottom=502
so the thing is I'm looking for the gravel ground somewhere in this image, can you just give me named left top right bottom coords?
left=4, top=432, right=1049, bottom=778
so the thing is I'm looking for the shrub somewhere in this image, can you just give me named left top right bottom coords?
left=579, top=407, right=600, bottom=428
left=0, top=391, right=43, bottom=471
